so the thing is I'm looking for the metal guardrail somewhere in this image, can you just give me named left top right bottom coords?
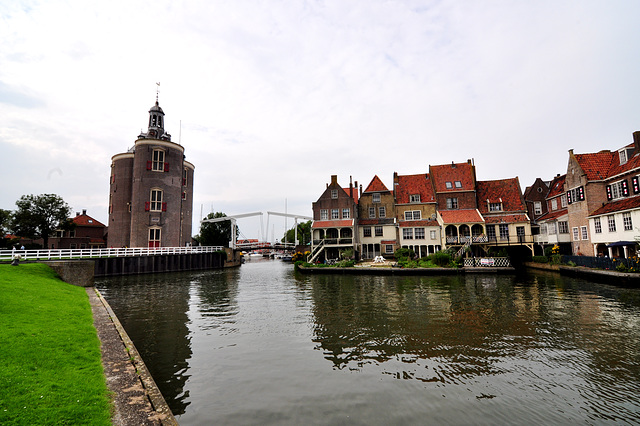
left=0, top=246, right=225, bottom=262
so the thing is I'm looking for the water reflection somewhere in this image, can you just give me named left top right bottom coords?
left=98, top=263, right=640, bottom=424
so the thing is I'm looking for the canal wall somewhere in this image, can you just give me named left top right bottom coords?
left=524, top=261, right=640, bottom=285
left=296, top=266, right=516, bottom=275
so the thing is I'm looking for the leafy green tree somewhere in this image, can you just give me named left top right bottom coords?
left=12, top=194, right=72, bottom=249
left=281, top=220, right=311, bottom=245
left=196, top=212, right=239, bottom=247
left=0, top=209, right=15, bottom=248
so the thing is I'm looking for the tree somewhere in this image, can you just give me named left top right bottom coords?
left=196, top=212, right=239, bottom=247
left=0, top=209, right=14, bottom=248
left=12, top=194, right=72, bottom=249
left=281, top=220, right=311, bottom=245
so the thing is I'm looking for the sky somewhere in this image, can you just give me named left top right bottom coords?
left=2, top=0, right=640, bottom=241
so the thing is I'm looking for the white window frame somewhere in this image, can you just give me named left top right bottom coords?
left=572, top=227, right=579, bottom=241
left=410, top=194, right=421, bottom=203
left=149, top=227, right=161, bottom=246
left=611, top=181, right=624, bottom=200
left=445, top=182, right=453, bottom=189
left=403, top=228, right=413, bottom=240
left=430, top=230, right=436, bottom=240
left=446, top=198, right=458, bottom=209
left=385, top=245, right=394, bottom=254
left=342, top=208, right=350, bottom=219
left=559, top=221, right=569, bottom=234
left=375, top=226, right=383, bottom=237
left=454, top=181, right=462, bottom=188
left=551, top=199, right=558, bottom=211
left=534, top=201, right=542, bottom=215
left=363, top=227, right=371, bottom=237
left=150, top=188, right=163, bottom=211
left=594, top=217, right=602, bottom=234
left=414, top=228, right=425, bottom=239
left=581, top=226, right=588, bottom=240
left=561, top=195, right=568, bottom=208
left=152, top=149, right=165, bottom=172
left=369, top=207, right=376, bottom=218
left=608, top=215, right=616, bottom=232
left=499, top=224, right=509, bottom=240
left=372, top=193, right=381, bottom=203
left=331, top=189, right=338, bottom=199
left=320, top=209, right=328, bottom=220
left=379, top=206, right=386, bottom=218
left=548, top=222, right=556, bottom=235
left=623, top=212, right=633, bottom=231
left=489, top=202, right=502, bottom=212
left=331, top=209, right=339, bottom=219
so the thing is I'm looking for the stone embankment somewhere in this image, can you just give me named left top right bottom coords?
left=524, top=261, right=640, bottom=285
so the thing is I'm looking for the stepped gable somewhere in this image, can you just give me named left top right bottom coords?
left=476, top=178, right=526, bottom=213
left=430, top=162, right=475, bottom=192
left=395, top=173, right=435, bottom=204
left=574, top=151, right=616, bottom=181
left=363, top=175, right=389, bottom=193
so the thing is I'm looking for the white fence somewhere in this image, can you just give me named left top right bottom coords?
left=463, top=257, right=511, bottom=267
left=0, top=246, right=225, bottom=262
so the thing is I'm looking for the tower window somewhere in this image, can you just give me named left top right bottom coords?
left=150, top=189, right=163, bottom=211
left=149, top=227, right=161, bottom=248
left=152, top=149, right=165, bottom=171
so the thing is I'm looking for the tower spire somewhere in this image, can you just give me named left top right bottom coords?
left=155, top=82, right=160, bottom=104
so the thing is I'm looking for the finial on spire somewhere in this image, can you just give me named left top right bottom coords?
left=155, top=82, right=160, bottom=103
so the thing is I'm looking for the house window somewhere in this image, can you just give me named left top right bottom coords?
left=489, top=203, right=502, bottom=212
left=487, top=225, right=496, bottom=240
left=331, top=209, right=339, bottom=219
left=372, top=193, right=381, bottom=203
left=445, top=182, right=453, bottom=189
left=454, top=181, right=462, bottom=188
left=594, top=217, right=602, bottom=234
left=56, top=230, right=64, bottom=238
left=342, top=208, right=350, bottom=219
left=331, top=189, right=338, bottom=199
left=559, top=221, right=569, bottom=234
left=572, top=227, right=579, bottom=241
left=499, top=224, right=509, bottom=240
left=375, top=226, right=383, bottom=236
left=430, top=230, right=436, bottom=240
left=403, top=228, right=413, bottom=240
left=623, top=212, right=633, bottom=231
left=548, top=222, right=556, bottom=235
left=551, top=199, right=558, bottom=211
left=446, top=198, right=458, bottom=209
left=540, top=224, right=547, bottom=234
left=608, top=215, right=616, bottom=232
left=620, top=149, right=628, bottom=164
left=385, top=245, right=394, bottom=254
left=150, top=189, right=163, bottom=211
left=369, top=207, right=376, bottom=218
left=581, top=226, right=588, bottom=240
left=561, top=195, right=567, bottom=208
left=152, top=149, right=165, bottom=171
left=567, top=186, right=585, bottom=204
left=363, top=227, right=372, bottom=237
left=610, top=181, right=624, bottom=200
left=320, top=209, right=328, bottom=220
left=182, top=191, right=187, bottom=200
left=379, top=206, right=386, bottom=218
left=414, top=228, right=425, bottom=239
left=534, top=201, right=542, bottom=215
left=183, top=168, right=188, bottom=186
left=404, top=211, right=421, bottom=220
left=410, top=194, right=421, bottom=203
left=149, top=227, right=161, bottom=248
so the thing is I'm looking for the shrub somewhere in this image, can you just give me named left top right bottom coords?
left=616, top=262, right=628, bottom=273
left=532, top=256, right=548, bottom=263
left=336, top=260, right=355, bottom=267
left=394, top=248, right=415, bottom=260
left=429, top=251, right=452, bottom=267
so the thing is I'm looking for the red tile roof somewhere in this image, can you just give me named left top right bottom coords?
left=574, top=151, right=616, bottom=181
left=607, top=150, right=640, bottom=178
left=589, top=195, right=640, bottom=216
left=536, top=209, right=568, bottom=222
left=312, top=219, right=354, bottom=228
left=342, top=187, right=359, bottom=204
left=547, top=174, right=566, bottom=198
left=358, top=219, right=395, bottom=226
left=399, top=219, right=439, bottom=227
left=483, top=214, right=529, bottom=224
left=394, top=173, right=435, bottom=204
left=363, top=175, right=389, bottom=193
left=429, top=162, right=475, bottom=193
left=476, top=178, right=525, bottom=213
left=72, top=213, right=106, bottom=227
left=439, top=209, right=483, bottom=224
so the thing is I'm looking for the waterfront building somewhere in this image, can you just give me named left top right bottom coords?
left=47, top=210, right=106, bottom=249
left=309, top=175, right=359, bottom=262
left=358, top=175, right=397, bottom=259
left=108, top=99, right=195, bottom=248
left=533, top=174, right=571, bottom=255
left=523, top=177, right=551, bottom=236
left=392, top=172, right=441, bottom=257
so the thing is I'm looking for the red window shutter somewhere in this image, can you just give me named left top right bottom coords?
left=606, top=185, right=612, bottom=201
left=182, top=178, right=187, bottom=186
left=164, top=162, right=170, bottom=172
left=145, top=202, right=150, bottom=211
left=147, top=161, right=152, bottom=170
left=162, top=202, right=167, bottom=212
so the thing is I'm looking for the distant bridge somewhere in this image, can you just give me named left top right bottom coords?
left=201, top=211, right=312, bottom=250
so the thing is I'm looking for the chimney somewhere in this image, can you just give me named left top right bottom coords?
left=359, top=184, right=363, bottom=197
left=331, top=175, right=338, bottom=185
left=633, top=131, right=640, bottom=154
left=349, top=176, right=353, bottom=199
left=75, top=212, right=80, bottom=217
left=82, top=209, right=87, bottom=216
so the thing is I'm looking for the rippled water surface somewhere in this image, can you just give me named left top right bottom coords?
left=96, top=260, right=640, bottom=425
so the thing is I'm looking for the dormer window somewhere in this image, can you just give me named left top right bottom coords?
left=445, top=182, right=453, bottom=189
left=410, top=194, right=421, bottom=203
left=489, top=202, right=502, bottom=212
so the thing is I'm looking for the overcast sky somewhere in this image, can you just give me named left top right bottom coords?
left=2, top=0, right=640, bottom=241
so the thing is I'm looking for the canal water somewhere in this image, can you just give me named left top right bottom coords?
left=96, top=259, right=640, bottom=425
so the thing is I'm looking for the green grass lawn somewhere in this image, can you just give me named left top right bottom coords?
left=0, top=263, right=111, bottom=425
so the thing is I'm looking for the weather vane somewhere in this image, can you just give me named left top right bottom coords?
left=156, top=82, right=160, bottom=103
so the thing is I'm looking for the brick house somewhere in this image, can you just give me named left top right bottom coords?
left=393, top=172, right=441, bottom=257
left=523, top=177, right=551, bottom=231
left=310, top=175, right=359, bottom=262
left=49, top=210, right=107, bottom=249
left=358, top=175, right=397, bottom=259
left=533, top=174, right=571, bottom=255
left=108, top=99, right=195, bottom=248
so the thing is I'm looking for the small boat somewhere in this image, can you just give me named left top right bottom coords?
left=281, top=254, right=293, bottom=262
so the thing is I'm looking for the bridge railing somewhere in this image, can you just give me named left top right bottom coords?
left=0, top=246, right=225, bottom=262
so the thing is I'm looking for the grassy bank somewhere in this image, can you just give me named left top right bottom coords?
left=0, top=263, right=111, bottom=425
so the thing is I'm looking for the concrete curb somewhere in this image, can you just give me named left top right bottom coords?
left=87, top=288, right=178, bottom=425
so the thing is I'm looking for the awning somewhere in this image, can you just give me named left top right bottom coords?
left=606, top=241, right=636, bottom=247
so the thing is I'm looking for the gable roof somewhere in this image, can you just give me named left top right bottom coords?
left=547, top=174, right=566, bottom=198
left=476, top=178, right=525, bottom=214
left=72, top=213, right=106, bottom=228
left=429, top=162, right=475, bottom=193
left=363, top=175, right=389, bottom=193
left=589, top=195, right=640, bottom=217
left=394, top=173, right=435, bottom=204
left=573, top=151, right=616, bottom=181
